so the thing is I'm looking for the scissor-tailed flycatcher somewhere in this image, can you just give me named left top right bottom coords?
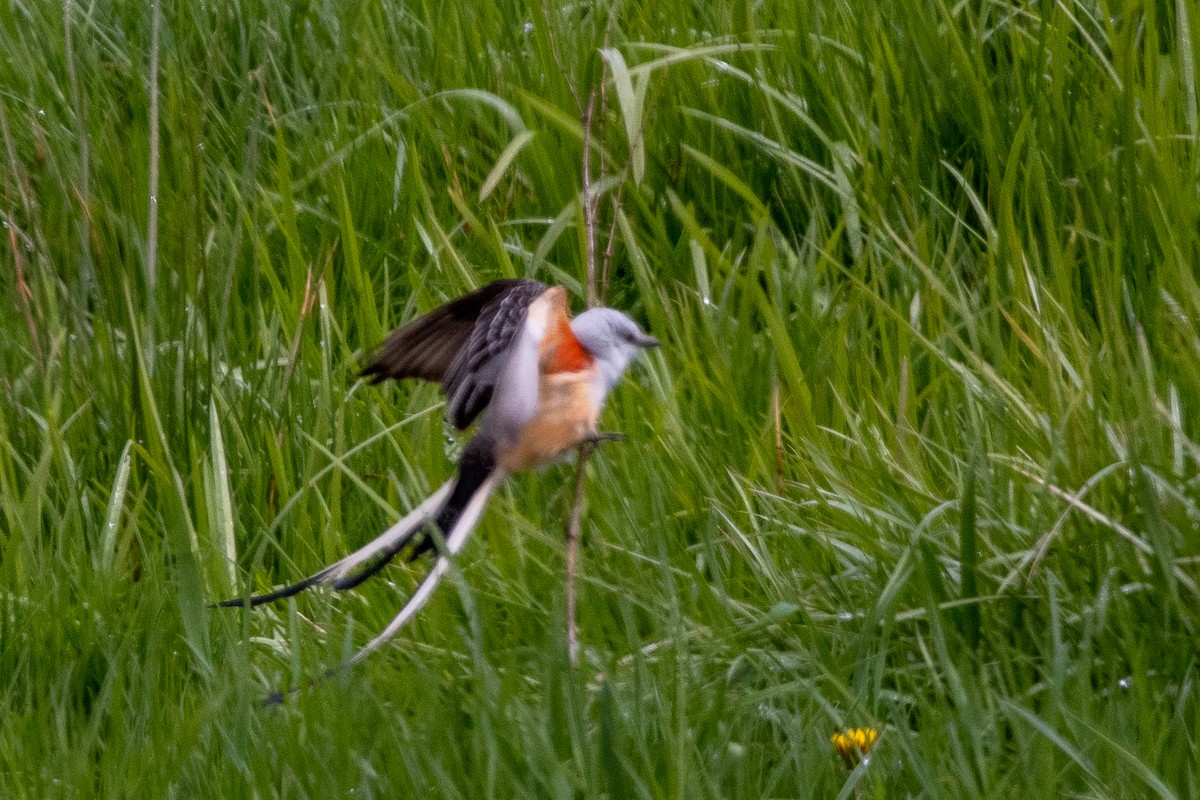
left=220, top=279, right=658, bottom=665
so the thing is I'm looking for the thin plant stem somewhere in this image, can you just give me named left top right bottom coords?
left=564, top=441, right=595, bottom=666
left=146, top=0, right=161, bottom=370
left=0, top=95, right=43, bottom=365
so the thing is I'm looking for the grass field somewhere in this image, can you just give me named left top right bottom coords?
left=2, top=0, right=1199, bottom=796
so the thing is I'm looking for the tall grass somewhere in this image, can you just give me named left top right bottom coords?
left=1, top=0, right=1198, bottom=796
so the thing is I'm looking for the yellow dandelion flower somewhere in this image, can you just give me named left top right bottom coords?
left=831, top=727, right=878, bottom=769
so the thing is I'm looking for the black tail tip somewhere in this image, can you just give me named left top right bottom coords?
left=262, top=667, right=341, bottom=706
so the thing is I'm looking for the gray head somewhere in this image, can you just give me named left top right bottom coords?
left=570, top=307, right=659, bottom=394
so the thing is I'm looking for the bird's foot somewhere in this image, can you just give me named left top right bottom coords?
left=585, top=431, right=626, bottom=445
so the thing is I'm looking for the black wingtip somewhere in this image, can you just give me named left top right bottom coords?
left=357, top=359, right=389, bottom=384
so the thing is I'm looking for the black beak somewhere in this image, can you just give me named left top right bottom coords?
left=636, top=331, right=660, bottom=349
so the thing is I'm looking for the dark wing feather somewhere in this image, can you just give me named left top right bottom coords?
left=443, top=279, right=547, bottom=428
left=359, top=279, right=537, bottom=384
left=360, top=278, right=548, bottom=430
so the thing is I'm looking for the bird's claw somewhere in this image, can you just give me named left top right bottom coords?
left=585, top=431, right=626, bottom=445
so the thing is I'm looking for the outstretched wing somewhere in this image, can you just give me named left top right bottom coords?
left=439, top=279, right=547, bottom=428
left=359, top=278, right=547, bottom=429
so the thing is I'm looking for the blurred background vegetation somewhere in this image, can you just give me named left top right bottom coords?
left=1, top=0, right=1198, bottom=796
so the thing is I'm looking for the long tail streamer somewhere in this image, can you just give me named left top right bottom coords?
left=221, top=473, right=505, bottom=704
left=349, top=469, right=505, bottom=664
left=217, top=481, right=453, bottom=608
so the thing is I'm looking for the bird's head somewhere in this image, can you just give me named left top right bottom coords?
left=571, top=307, right=659, bottom=392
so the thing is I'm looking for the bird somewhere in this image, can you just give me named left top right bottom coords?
left=219, top=279, right=659, bottom=666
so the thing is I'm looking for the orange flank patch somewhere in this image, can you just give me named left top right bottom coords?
left=541, top=314, right=593, bottom=373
